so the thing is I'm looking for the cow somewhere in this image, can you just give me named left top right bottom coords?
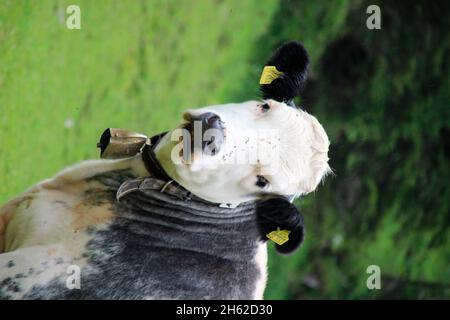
left=0, top=42, right=330, bottom=299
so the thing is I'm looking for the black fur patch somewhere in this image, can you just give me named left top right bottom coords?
left=260, top=41, right=309, bottom=105
left=256, top=197, right=305, bottom=254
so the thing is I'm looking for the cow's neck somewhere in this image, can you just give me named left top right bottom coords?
left=88, top=169, right=261, bottom=260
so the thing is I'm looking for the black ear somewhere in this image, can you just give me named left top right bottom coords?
left=260, top=41, right=309, bottom=106
left=256, top=197, right=305, bottom=255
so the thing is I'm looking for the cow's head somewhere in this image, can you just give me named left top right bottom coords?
left=155, top=99, right=329, bottom=203
left=154, top=42, right=330, bottom=254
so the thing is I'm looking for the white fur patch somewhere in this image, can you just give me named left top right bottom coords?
left=253, top=242, right=268, bottom=300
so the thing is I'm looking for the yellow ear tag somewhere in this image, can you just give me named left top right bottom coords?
left=266, top=229, right=291, bottom=245
left=259, top=66, right=284, bottom=85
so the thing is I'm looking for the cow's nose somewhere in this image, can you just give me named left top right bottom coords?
left=193, top=112, right=223, bottom=130
left=190, top=112, right=224, bottom=155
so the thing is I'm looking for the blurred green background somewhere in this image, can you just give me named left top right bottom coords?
left=0, top=0, right=449, bottom=299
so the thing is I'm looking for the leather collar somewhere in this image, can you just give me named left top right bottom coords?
left=141, top=132, right=172, bottom=182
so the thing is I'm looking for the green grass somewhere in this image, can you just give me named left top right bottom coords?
left=1, top=0, right=449, bottom=299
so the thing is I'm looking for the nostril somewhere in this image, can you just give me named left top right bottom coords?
left=199, top=112, right=222, bottom=128
left=206, top=115, right=220, bottom=126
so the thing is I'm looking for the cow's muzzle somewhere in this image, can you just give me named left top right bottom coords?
left=182, top=112, right=225, bottom=157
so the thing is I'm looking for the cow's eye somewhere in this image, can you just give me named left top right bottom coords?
left=260, top=103, right=270, bottom=112
left=256, top=175, right=269, bottom=188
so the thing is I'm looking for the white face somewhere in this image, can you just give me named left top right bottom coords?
left=155, top=99, right=330, bottom=204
